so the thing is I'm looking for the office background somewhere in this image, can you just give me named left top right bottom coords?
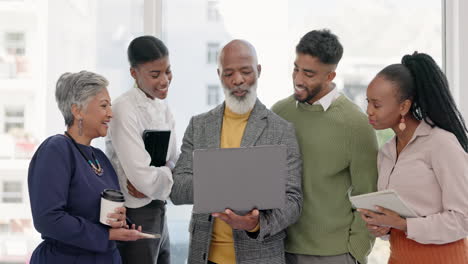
left=0, top=0, right=466, bottom=263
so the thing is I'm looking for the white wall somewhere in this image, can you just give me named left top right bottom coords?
left=45, top=0, right=99, bottom=137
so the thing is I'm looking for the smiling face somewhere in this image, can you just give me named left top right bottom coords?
left=292, top=53, right=336, bottom=104
left=76, top=87, right=113, bottom=140
left=131, top=56, right=172, bottom=100
left=366, top=75, right=410, bottom=130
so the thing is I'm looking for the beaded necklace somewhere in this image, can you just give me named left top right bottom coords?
left=64, top=131, right=104, bottom=176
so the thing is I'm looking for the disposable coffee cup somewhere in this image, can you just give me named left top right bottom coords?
left=100, top=189, right=125, bottom=226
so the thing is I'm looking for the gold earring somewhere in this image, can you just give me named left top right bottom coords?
left=398, top=115, right=406, bottom=131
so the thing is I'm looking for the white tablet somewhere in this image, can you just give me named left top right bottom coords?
left=350, top=189, right=418, bottom=218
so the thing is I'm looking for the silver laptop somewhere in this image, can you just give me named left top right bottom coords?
left=193, top=145, right=287, bottom=213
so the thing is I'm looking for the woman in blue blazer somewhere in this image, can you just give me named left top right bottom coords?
left=28, top=71, right=145, bottom=263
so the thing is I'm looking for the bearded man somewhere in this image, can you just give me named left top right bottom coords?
left=272, top=29, right=378, bottom=264
left=170, top=39, right=303, bottom=264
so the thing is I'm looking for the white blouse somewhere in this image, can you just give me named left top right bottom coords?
left=106, top=87, right=178, bottom=208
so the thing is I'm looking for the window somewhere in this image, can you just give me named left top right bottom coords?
left=3, top=32, right=28, bottom=78
left=2, top=181, right=22, bottom=203
left=207, top=0, right=220, bottom=22
left=207, top=84, right=221, bottom=106
left=0, top=0, right=144, bottom=261
left=5, top=32, right=25, bottom=56
left=4, top=106, right=25, bottom=133
left=207, top=42, right=219, bottom=64
left=0, top=223, right=9, bottom=233
left=0, top=31, right=27, bottom=78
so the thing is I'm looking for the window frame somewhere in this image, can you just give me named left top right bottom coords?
left=206, top=42, right=220, bottom=64
left=4, top=32, right=26, bottom=55
left=2, top=180, right=23, bottom=203
left=4, top=105, right=25, bottom=133
left=207, top=0, right=221, bottom=22
left=206, top=84, right=220, bottom=106
left=443, top=0, right=468, bottom=118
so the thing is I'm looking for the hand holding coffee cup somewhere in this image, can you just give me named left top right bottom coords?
left=107, top=206, right=127, bottom=228
left=100, top=189, right=126, bottom=228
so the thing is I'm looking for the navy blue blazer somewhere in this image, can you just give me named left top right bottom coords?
left=28, top=135, right=121, bottom=263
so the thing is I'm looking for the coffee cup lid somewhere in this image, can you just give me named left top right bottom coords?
left=101, top=189, right=125, bottom=202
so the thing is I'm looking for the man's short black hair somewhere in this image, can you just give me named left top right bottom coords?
left=127, top=35, right=168, bottom=68
left=296, top=29, right=343, bottom=65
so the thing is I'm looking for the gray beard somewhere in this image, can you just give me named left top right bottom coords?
left=223, top=83, right=257, bottom=114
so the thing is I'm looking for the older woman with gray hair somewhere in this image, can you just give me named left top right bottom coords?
left=28, top=71, right=145, bottom=264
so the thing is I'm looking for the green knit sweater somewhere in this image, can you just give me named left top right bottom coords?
left=272, top=95, right=378, bottom=264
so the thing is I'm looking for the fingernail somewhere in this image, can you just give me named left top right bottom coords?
left=106, top=220, right=111, bottom=224
left=107, top=213, right=111, bottom=217
left=356, top=209, right=362, bottom=212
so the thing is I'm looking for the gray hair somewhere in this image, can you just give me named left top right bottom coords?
left=55, top=71, right=109, bottom=127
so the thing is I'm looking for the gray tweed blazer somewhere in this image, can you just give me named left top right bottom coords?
left=171, top=99, right=303, bottom=264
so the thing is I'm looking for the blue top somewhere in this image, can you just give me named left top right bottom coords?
left=28, top=134, right=122, bottom=263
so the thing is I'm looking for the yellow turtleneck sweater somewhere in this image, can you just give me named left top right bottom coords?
left=208, top=106, right=253, bottom=264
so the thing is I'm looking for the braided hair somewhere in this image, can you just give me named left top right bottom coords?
left=377, top=52, right=468, bottom=152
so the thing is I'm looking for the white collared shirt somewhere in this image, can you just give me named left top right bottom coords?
left=295, top=83, right=340, bottom=111
left=312, top=83, right=339, bottom=111
left=105, top=87, right=178, bottom=208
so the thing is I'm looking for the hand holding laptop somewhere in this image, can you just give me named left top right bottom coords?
left=212, top=208, right=260, bottom=231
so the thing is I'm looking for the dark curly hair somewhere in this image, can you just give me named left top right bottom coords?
left=377, top=52, right=468, bottom=152
left=296, top=29, right=343, bottom=65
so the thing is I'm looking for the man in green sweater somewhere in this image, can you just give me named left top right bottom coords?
left=272, top=29, right=378, bottom=264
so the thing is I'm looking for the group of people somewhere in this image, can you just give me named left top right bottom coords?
left=27, top=29, right=468, bottom=264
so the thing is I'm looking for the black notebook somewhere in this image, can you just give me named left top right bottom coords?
left=142, top=130, right=171, bottom=167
